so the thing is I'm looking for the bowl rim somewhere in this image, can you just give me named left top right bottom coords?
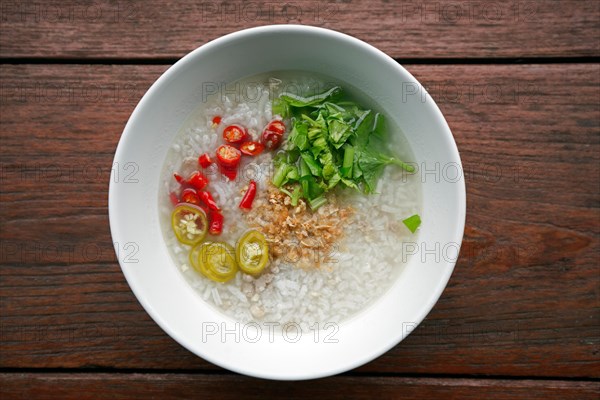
left=109, top=24, right=466, bottom=380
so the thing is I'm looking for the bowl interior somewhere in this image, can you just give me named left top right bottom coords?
left=109, top=25, right=465, bottom=380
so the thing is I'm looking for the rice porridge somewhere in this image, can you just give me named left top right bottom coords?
left=159, top=71, right=422, bottom=330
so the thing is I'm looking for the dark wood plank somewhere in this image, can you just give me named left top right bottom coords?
left=0, top=262, right=209, bottom=369
left=0, top=0, right=598, bottom=59
left=1, top=374, right=599, bottom=400
left=1, top=63, right=599, bottom=377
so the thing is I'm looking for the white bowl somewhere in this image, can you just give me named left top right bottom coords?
left=109, top=25, right=465, bottom=380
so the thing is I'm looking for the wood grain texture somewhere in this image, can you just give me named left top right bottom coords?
left=0, top=0, right=599, bottom=59
left=1, top=63, right=599, bottom=377
left=0, top=374, right=599, bottom=400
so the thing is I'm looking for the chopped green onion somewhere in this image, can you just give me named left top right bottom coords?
left=290, top=185, right=302, bottom=206
left=299, top=157, right=311, bottom=178
left=300, top=152, right=322, bottom=177
left=279, top=187, right=293, bottom=198
left=308, top=196, right=327, bottom=210
left=286, top=165, right=299, bottom=181
left=341, top=145, right=354, bottom=178
left=273, top=163, right=291, bottom=187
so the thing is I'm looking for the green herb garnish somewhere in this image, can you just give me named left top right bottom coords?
left=272, top=86, right=414, bottom=209
left=402, top=214, right=422, bottom=233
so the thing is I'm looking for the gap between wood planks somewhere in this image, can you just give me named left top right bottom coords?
left=0, top=56, right=599, bottom=65
left=0, top=368, right=598, bottom=383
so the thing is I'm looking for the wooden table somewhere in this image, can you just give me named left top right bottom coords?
left=1, top=1, right=599, bottom=398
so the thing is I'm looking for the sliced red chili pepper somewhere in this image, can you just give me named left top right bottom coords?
left=199, top=190, right=220, bottom=211
left=169, top=192, right=179, bottom=206
left=261, top=119, right=286, bottom=150
left=220, top=166, right=238, bottom=181
left=192, top=200, right=209, bottom=214
left=208, top=211, right=224, bottom=235
left=239, top=180, right=257, bottom=211
left=181, top=188, right=201, bottom=206
left=212, top=115, right=222, bottom=126
left=173, top=173, right=185, bottom=184
left=198, top=153, right=213, bottom=168
left=216, top=144, right=241, bottom=180
left=223, top=124, right=248, bottom=145
left=187, top=171, right=209, bottom=191
left=216, top=145, right=241, bottom=167
left=261, top=129, right=284, bottom=150
left=240, top=141, right=265, bottom=156
left=266, top=119, right=286, bottom=135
